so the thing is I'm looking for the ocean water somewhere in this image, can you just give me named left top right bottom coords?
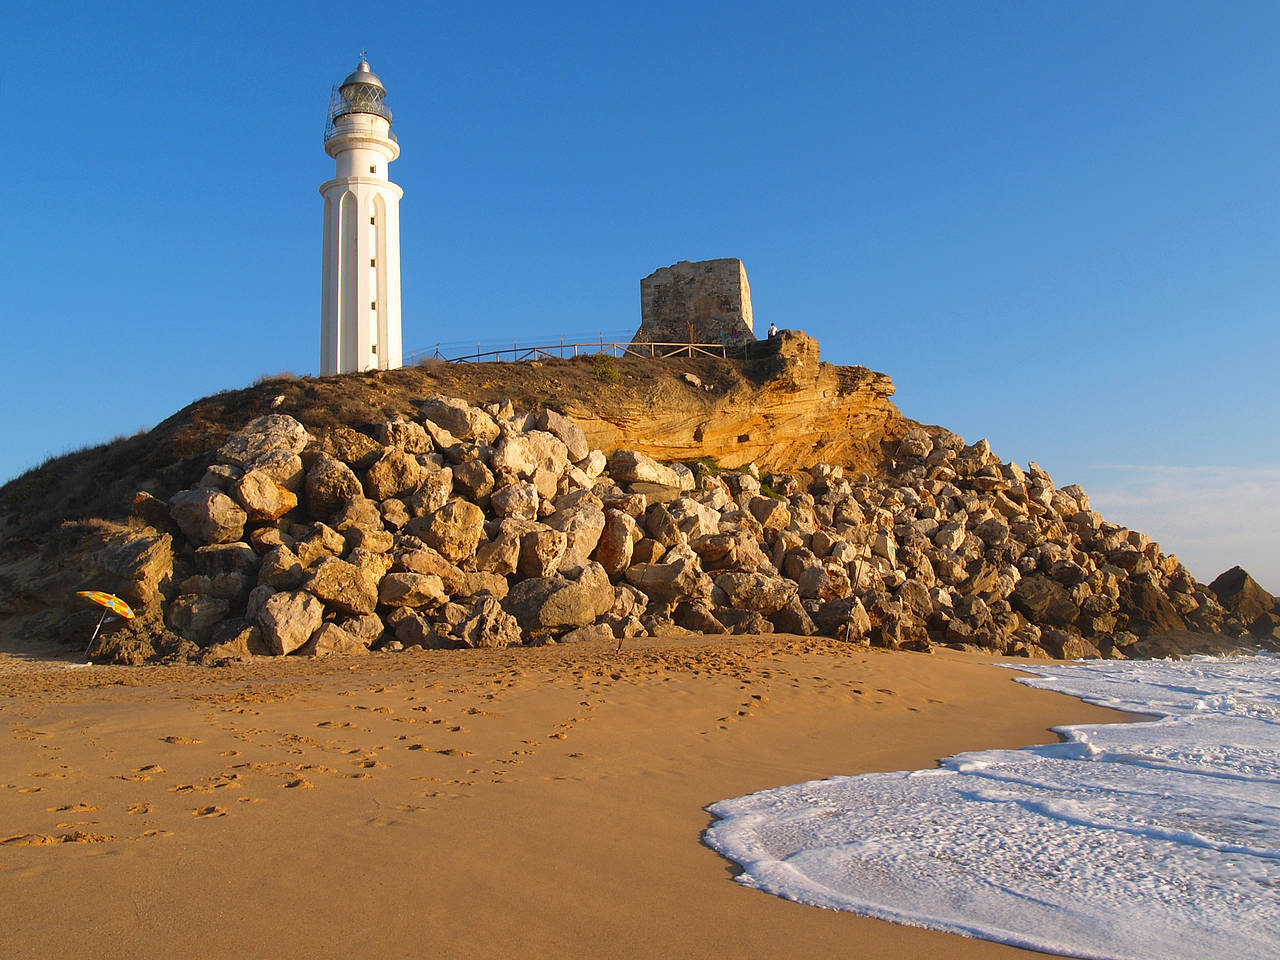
left=705, top=657, right=1280, bottom=960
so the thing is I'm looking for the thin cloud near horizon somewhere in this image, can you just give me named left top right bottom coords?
left=1080, top=463, right=1279, bottom=593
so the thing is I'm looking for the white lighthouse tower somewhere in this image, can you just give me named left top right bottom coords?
left=320, top=59, right=403, bottom=375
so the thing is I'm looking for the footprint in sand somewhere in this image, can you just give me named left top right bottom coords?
left=3, top=831, right=114, bottom=845
left=128, top=803, right=153, bottom=815
left=48, top=802, right=98, bottom=814
left=283, top=778, right=314, bottom=789
left=437, top=748, right=474, bottom=758
left=17, top=786, right=43, bottom=794
left=192, top=806, right=227, bottom=818
left=161, top=736, right=202, bottom=745
left=317, top=720, right=355, bottom=729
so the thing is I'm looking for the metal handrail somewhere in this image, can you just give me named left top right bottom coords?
left=405, top=338, right=757, bottom=365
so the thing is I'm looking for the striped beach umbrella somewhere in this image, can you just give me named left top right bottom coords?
left=76, top=590, right=136, bottom=658
left=76, top=591, right=136, bottom=620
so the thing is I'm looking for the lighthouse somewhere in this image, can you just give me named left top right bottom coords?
left=319, top=59, right=403, bottom=375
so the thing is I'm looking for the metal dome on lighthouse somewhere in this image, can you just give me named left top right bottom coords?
left=319, top=55, right=404, bottom=375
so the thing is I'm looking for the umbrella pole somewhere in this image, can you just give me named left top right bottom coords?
left=85, top=608, right=108, bottom=659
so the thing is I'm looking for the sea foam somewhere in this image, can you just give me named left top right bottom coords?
left=705, top=657, right=1280, bottom=960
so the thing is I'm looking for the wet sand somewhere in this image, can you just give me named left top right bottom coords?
left=0, top=635, right=1133, bottom=959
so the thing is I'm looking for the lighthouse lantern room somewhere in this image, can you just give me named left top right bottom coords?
left=320, top=58, right=403, bottom=375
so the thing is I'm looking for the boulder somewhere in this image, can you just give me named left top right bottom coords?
left=199, top=621, right=269, bottom=663
left=385, top=608, right=448, bottom=649
left=418, top=500, right=485, bottom=564
left=714, top=608, right=774, bottom=635
left=606, top=450, right=683, bottom=487
left=404, top=465, right=454, bottom=516
left=769, top=595, right=817, bottom=636
left=304, top=455, right=364, bottom=520
left=169, top=488, right=247, bottom=546
left=1208, top=566, right=1277, bottom=624
left=200, top=463, right=242, bottom=491
left=451, top=459, right=496, bottom=503
left=534, top=408, right=589, bottom=462
left=341, top=613, right=386, bottom=644
left=624, top=557, right=712, bottom=606
left=233, top=470, right=298, bottom=523
left=688, top=532, right=737, bottom=570
left=258, top=545, right=306, bottom=590
left=304, top=558, right=378, bottom=615
left=463, top=571, right=510, bottom=601
left=815, top=596, right=872, bottom=639
left=1039, top=629, right=1103, bottom=660
left=420, top=395, right=500, bottom=444
left=457, top=597, right=523, bottom=648
left=932, top=521, right=966, bottom=552
left=299, top=622, right=370, bottom=657
left=490, top=480, right=540, bottom=520
left=380, top=416, right=433, bottom=454
left=295, top=523, right=346, bottom=568
left=593, top=509, right=637, bottom=576
left=713, top=572, right=797, bottom=615
left=644, top=503, right=683, bottom=547
left=747, top=496, right=790, bottom=531
left=364, top=449, right=428, bottom=501
left=396, top=547, right=467, bottom=594
left=519, top=527, right=568, bottom=579
left=673, top=600, right=727, bottom=634
left=194, top=542, right=259, bottom=578
left=524, top=431, right=572, bottom=499
left=1119, top=580, right=1187, bottom=636
left=101, top=529, right=174, bottom=610
left=216, top=415, right=312, bottom=470
left=545, top=504, right=606, bottom=575
left=631, top=539, right=666, bottom=565
left=1011, top=574, right=1080, bottom=627
left=165, top=594, right=231, bottom=647
left=502, top=564, right=614, bottom=633
left=474, top=525, right=522, bottom=576
left=797, top=563, right=851, bottom=601
left=256, top=590, right=325, bottom=655
left=557, top=622, right=615, bottom=644
left=322, top=425, right=384, bottom=469
left=378, top=573, right=448, bottom=608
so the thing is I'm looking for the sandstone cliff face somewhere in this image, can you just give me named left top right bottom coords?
left=559, top=332, right=901, bottom=474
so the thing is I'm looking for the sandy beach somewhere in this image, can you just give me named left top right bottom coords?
left=0, top=635, right=1134, bottom=959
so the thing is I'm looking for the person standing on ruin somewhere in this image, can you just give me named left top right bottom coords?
left=767, top=322, right=779, bottom=338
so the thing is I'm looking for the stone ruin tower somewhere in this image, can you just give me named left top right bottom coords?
left=631, top=259, right=755, bottom=348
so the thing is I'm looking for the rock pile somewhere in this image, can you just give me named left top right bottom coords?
left=94, top=399, right=1256, bottom=664
left=1208, top=566, right=1280, bottom=646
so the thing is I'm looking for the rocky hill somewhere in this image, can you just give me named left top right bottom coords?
left=0, top=331, right=1270, bottom=664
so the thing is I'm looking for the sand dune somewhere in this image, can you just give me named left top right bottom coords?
left=0, top=635, right=1133, bottom=959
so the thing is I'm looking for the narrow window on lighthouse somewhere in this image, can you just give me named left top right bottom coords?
left=370, top=259, right=376, bottom=267
left=369, top=216, right=375, bottom=225
left=369, top=165, right=377, bottom=173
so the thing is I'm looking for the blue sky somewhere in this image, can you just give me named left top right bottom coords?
left=4, top=2, right=1277, bottom=588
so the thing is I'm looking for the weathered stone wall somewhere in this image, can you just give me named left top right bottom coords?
left=633, top=259, right=754, bottom=347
